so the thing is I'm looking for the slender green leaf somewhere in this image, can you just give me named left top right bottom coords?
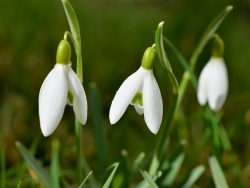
left=132, top=152, right=145, bottom=175
left=102, top=162, right=119, bottom=188
left=81, top=157, right=100, bottom=187
left=190, top=5, right=233, bottom=69
left=61, top=0, right=80, bottom=50
left=51, top=139, right=60, bottom=188
left=163, top=37, right=198, bottom=91
left=149, top=94, right=178, bottom=176
left=204, top=106, right=221, bottom=156
left=120, top=150, right=129, bottom=187
left=182, top=165, right=205, bottom=188
left=137, top=164, right=159, bottom=188
left=17, top=181, right=21, bottom=188
left=16, top=136, right=41, bottom=185
left=78, top=171, right=93, bottom=188
left=155, top=21, right=179, bottom=94
left=61, top=0, right=82, bottom=81
left=89, top=82, right=109, bottom=171
left=161, top=152, right=185, bottom=186
left=209, top=155, right=229, bottom=188
left=61, top=177, right=72, bottom=188
left=15, top=141, right=52, bottom=188
left=219, top=124, right=232, bottom=152
left=75, top=118, right=83, bottom=182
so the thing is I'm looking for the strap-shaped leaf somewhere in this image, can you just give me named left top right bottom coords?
left=51, top=139, right=60, bottom=188
left=155, top=22, right=179, bottom=94
left=61, top=0, right=83, bottom=82
left=61, top=0, right=80, bottom=49
left=209, top=155, right=229, bottom=188
left=190, top=5, right=233, bottom=69
left=16, top=141, right=52, bottom=188
left=137, top=164, right=159, bottom=188
left=78, top=171, right=93, bottom=188
left=89, top=82, right=109, bottom=171
left=182, top=165, right=205, bottom=188
left=161, top=152, right=185, bottom=186
left=102, top=162, right=119, bottom=188
left=219, top=124, right=232, bottom=152
left=163, top=37, right=198, bottom=91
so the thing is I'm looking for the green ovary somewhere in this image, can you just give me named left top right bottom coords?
left=67, top=91, right=74, bottom=105
left=131, top=93, right=143, bottom=107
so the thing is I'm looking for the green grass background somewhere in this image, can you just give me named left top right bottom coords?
left=0, top=0, right=250, bottom=187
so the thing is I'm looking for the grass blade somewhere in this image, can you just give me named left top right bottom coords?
left=137, top=164, right=159, bottom=188
left=102, top=162, right=119, bottom=188
left=89, top=82, right=109, bottom=171
left=78, top=171, right=93, bottom=188
left=190, top=5, right=233, bottom=69
left=17, top=181, right=21, bottom=188
left=219, top=124, right=232, bottom=152
left=155, top=21, right=179, bottom=94
left=130, top=152, right=145, bottom=180
left=16, top=136, right=41, bottom=185
left=15, top=141, right=52, bottom=188
left=51, top=139, right=60, bottom=188
left=163, top=37, right=198, bottom=90
left=61, top=0, right=82, bottom=81
left=182, top=165, right=205, bottom=188
left=161, top=152, right=185, bottom=186
left=209, top=155, right=229, bottom=188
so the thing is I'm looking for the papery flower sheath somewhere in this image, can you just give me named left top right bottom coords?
left=197, top=57, right=228, bottom=112
left=39, top=40, right=87, bottom=137
left=109, top=47, right=163, bottom=134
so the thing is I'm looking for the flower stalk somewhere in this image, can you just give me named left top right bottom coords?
left=149, top=22, right=179, bottom=175
left=61, top=0, right=84, bottom=183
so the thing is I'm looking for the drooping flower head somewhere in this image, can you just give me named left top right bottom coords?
left=109, top=46, right=163, bottom=134
left=39, top=40, right=87, bottom=137
left=197, top=35, right=228, bottom=112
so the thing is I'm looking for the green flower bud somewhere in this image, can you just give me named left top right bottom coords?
left=212, top=35, right=224, bottom=58
left=56, top=40, right=71, bottom=65
left=141, top=46, right=156, bottom=70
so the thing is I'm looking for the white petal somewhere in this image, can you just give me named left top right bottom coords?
left=67, top=67, right=88, bottom=125
left=197, top=60, right=214, bottom=106
left=109, top=68, right=143, bottom=124
left=39, top=64, right=68, bottom=137
left=207, top=58, right=228, bottom=112
left=134, top=102, right=144, bottom=115
left=143, top=70, right=163, bottom=134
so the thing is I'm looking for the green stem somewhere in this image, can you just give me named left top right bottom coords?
left=51, top=139, right=60, bottom=188
left=205, top=106, right=221, bottom=159
left=77, top=43, right=83, bottom=82
left=75, top=117, right=83, bottom=183
left=64, top=31, right=82, bottom=82
left=149, top=93, right=178, bottom=175
left=64, top=31, right=77, bottom=49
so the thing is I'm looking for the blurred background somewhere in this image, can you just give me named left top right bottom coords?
left=0, top=0, right=250, bottom=187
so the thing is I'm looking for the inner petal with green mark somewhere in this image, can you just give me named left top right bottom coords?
left=67, top=91, right=74, bottom=106
left=131, top=93, right=143, bottom=107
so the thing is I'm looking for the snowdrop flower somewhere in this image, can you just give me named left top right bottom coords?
left=197, top=36, right=228, bottom=112
left=39, top=40, right=87, bottom=137
left=109, top=46, right=163, bottom=134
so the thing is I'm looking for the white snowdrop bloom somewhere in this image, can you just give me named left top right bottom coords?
left=39, top=40, right=87, bottom=137
left=109, top=47, right=163, bottom=134
left=197, top=57, right=228, bottom=112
